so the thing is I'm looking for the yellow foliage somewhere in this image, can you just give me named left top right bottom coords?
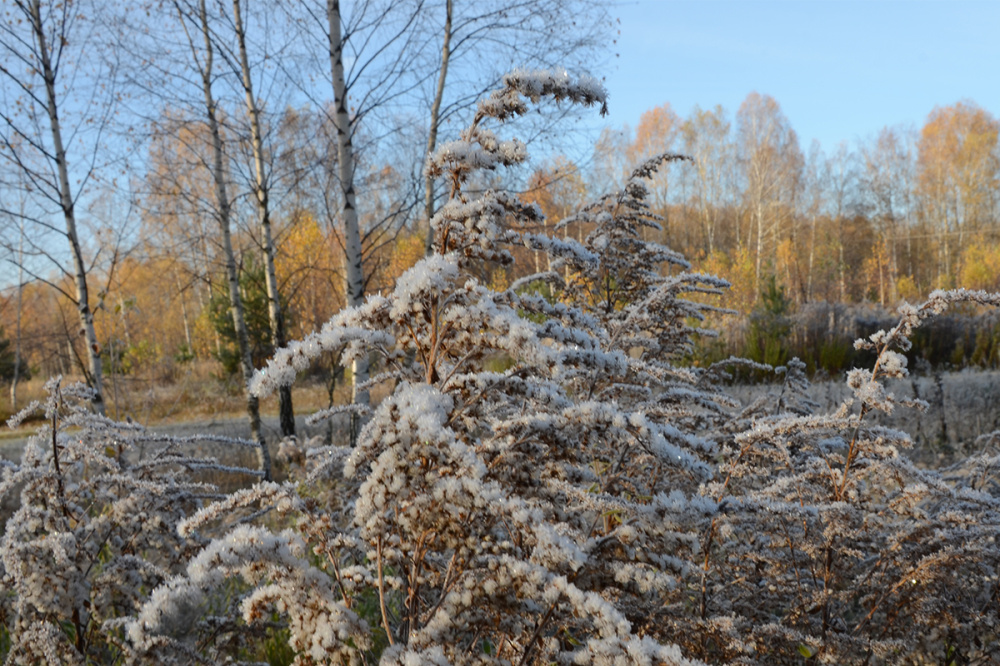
left=862, top=239, right=894, bottom=305
left=696, top=247, right=756, bottom=316
left=959, top=243, right=1000, bottom=292
left=90, top=256, right=198, bottom=377
left=895, top=275, right=921, bottom=303
left=278, top=213, right=343, bottom=335
left=918, top=102, right=1000, bottom=284
left=489, top=267, right=510, bottom=292
left=388, top=233, right=426, bottom=283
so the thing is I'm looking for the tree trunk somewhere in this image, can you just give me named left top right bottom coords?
left=698, top=162, right=715, bottom=255
left=118, top=296, right=133, bottom=347
left=10, top=218, right=24, bottom=413
left=175, top=274, right=194, bottom=353
left=327, top=0, right=369, bottom=443
left=30, top=0, right=105, bottom=415
left=193, top=0, right=270, bottom=479
left=806, top=212, right=816, bottom=302
left=838, top=220, right=846, bottom=302
left=423, top=0, right=453, bottom=255
left=878, top=248, right=885, bottom=306
left=754, top=202, right=764, bottom=292
left=233, top=0, right=295, bottom=439
left=888, top=219, right=898, bottom=303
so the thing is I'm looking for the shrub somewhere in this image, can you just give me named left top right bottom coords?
left=129, top=71, right=722, bottom=666
left=688, top=290, right=1000, bottom=663
left=0, top=378, right=264, bottom=663
left=208, top=253, right=292, bottom=375
left=745, top=275, right=793, bottom=368
left=0, top=328, right=28, bottom=383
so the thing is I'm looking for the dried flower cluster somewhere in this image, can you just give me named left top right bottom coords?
left=0, top=378, right=262, bottom=663
left=682, top=290, right=1000, bottom=664
left=3, top=74, right=1000, bottom=665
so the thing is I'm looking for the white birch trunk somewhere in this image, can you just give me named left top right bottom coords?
left=327, top=0, right=370, bottom=442
left=10, top=217, right=24, bottom=412
left=423, top=0, right=453, bottom=255
left=233, top=0, right=295, bottom=438
left=175, top=274, right=194, bottom=352
left=194, top=0, right=271, bottom=479
left=29, top=0, right=105, bottom=415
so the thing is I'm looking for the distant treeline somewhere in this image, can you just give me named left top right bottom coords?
left=695, top=292, right=1000, bottom=377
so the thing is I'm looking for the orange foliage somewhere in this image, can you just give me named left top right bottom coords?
left=277, top=212, right=344, bottom=336
left=918, top=102, right=999, bottom=226
left=523, top=156, right=586, bottom=224
left=627, top=103, right=680, bottom=166
left=520, top=157, right=588, bottom=283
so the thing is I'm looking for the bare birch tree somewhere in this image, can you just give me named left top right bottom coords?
left=326, top=0, right=370, bottom=428
left=280, top=0, right=426, bottom=441
left=682, top=104, right=735, bottom=256
left=736, top=92, right=802, bottom=291
left=825, top=141, right=857, bottom=302
left=0, top=0, right=114, bottom=414
left=173, top=0, right=272, bottom=478
left=860, top=127, right=915, bottom=302
left=280, top=0, right=608, bottom=436
left=9, top=215, right=24, bottom=411
left=226, top=0, right=296, bottom=438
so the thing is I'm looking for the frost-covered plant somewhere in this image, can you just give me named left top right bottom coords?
left=555, top=152, right=737, bottom=430
left=0, top=378, right=262, bottom=664
left=687, top=290, right=1000, bottom=664
left=133, top=70, right=720, bottom=665
left=125, top=482, right=372, bottom=664
left=118, top=69, right=1000, bottom=666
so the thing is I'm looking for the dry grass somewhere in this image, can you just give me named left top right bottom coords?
left=100, top=361, right=343, bottom=425
left=1, top=361, right=353, bottom=444
left=728, top=368, right=1000, bottom=465
left=0, top=362, right=401, bottom=475
left=7, top=364, right=1000, bottom=467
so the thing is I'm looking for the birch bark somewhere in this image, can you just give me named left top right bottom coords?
left=188, top=0, right=271, bottom=478
left=232, top=0, right=296, bottom=438
left=28, top=0, right=105, bottom=415
left=327, top=0, right=370, bottom=444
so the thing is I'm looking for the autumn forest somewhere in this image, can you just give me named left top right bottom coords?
left=1, top=0, right=999, bottom=422
left=5, top=95, right=998, bottom=412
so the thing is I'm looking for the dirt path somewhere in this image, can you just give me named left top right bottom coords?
left=0, top=414, right=347, bottom=464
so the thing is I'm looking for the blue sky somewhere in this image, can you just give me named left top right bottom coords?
left=600, top=0, right=1000, bottom=150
